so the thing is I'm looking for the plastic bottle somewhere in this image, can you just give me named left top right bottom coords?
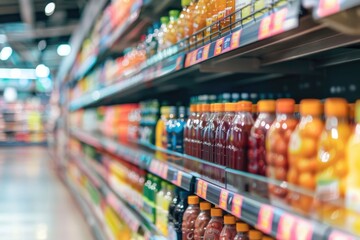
left=165, top=10, right=180, bottom=48
left=166, top=106, right=177, bottom=160
left=219, top=215, right=236, bottom=239
left=168, top=188, right=181, bottom=239
left=194, top=104, right=211, bottom=158
left=215, top=103, right=236, bottom=166
left=182, top=196, right=201, bottom=239
left=177, top=0, right=192, bottom=43
left=157, top=16, right=170, bottom=52
left=174, top=191, right=189, bottom=239
left=266, top=99, right=298, bottom=202
left=316, top=98, right=351, bottom=226
left=156, top=181, right=166, bottom=231
left=216, top=0, right=227, bottom=30
left=226, top=101, right=254, bottom=170
left=185, top=104, right=197, bottom=155
left=233, top=222, right=249, bottom=240
left=173, top=106, right=187, bottom=154
left=223, top=0, right=234, bottom=32
left=288, top=99, right=323, bottom=213
left=191, top=104, right=202, bottom=157
left=202, top=104, right=215, bottom=162
left=184, top=0, right=198, bottom=42
left=249, top=230, right=263, bottom=240
left=194, top=202, right=212, bottom=240
left=346, top=100, right=360, bottom=234
left=161, top=184, right=175, bottom=236
left=205, top=0, right=216, bottom=41
left=203, top=208, right=223, bottom=239
left=150, top=176, right=161, bottom=223
left=193, top=0, right=208, bottom=46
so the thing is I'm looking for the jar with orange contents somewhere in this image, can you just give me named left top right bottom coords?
left=288, top=99, right=323, bottom=213
left=316, top=98, right=351, bottom=226
left=266, top=99, right=298, bottom=203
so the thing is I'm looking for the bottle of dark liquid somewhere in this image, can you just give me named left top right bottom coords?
left=168, top=188, right=181, bottom=239
left=174, top=191, right=189, bottom=239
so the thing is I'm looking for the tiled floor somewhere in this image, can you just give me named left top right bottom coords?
left=0, top=146, right=94, bottom=240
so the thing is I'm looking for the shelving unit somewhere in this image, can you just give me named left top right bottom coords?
left=55, top=0, right=360, bottom=239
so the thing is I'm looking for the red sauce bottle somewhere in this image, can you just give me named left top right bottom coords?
left=194, top=202, right=212, bottom=240
left=226, top=101, right=254, bottom=170
left=182, top=196, right=200, bottom=240
left=233, top=222, right=249, bottom=240
left=219, top=215, right=237, bottom=240
left=215, top=103, right=236, bottom=166
left=203, top=208, right=223, bottom=240
left=194, top=104, right=211, bottom=158
left=191, top=104, right=202, bottom=157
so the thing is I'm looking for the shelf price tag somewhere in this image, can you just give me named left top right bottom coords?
left=197, top=180, right=203, bottom=196
left=219, top=189, right=229, bottom=209
left=176, top=56, right=183, bottom=70
left=293, top=218, right=313, bottom=240
left=203, top=44, right=210, bottom=60
left=317, top=0, right=340, bottom=18
left=272, top=8, right=288, bottom=36
left=258, top=14, right=273, bottom=40
left=201, top=180, right=208, bottom=199
left=176, top=171, right=183, bottom=186
left=231, top=30, right=242, bottom=49
left=329, top=231, right=356, bottom=240
left=161, top=164, right=168, bottom=179
left=231, top=194, right=243, bottom=218
left=214, top=38, right=224, bottom=56
left=257, top=205, right=274, bottom=234
left=277, top=213, right=296, bottom=240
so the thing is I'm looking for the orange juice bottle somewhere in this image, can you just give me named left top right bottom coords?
left=316, top=98, right=351, bottom=226
left=223, top=0, right=235, bottom=32
left=216, top=0, right=227, bottom=31
left=176, top=0, right=191, bottom=44
left=288, top=99, right=323, bottom=213
left=184, top=0, right=198, bottom=42
left=165, top=10, right=180, bottom=48
left=346, top=100, right=360, bottom=234
left=210, top=0, right=220, bottom=36
left=193, top=0, right=208, bottom=46
left=205, top=0, right=216, bottom=41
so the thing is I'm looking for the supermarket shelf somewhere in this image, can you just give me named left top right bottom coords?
left=69, top=150, right=164, bottom=238
left=0, top=141, right=47, bottom=147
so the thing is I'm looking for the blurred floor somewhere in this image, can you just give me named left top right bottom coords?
left=0, top=146, right=94, bottom=240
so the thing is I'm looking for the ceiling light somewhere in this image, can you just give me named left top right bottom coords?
left=0, top=34, right=7, bottom=44
left=0, top=47, right=12, bottom=61
left=57, top=44, right=71, bottom=56
left=35, top=64, right=50, bottom=78
left=45, top=2, right=56, bottom=16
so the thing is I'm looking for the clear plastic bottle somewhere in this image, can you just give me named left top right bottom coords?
left=191, top=104, right=202, bottom=157
left=177, top=0, right=192, bottom=43
left=193, top=0, right=208, bottom=46
left=226, top=101, right=254, bottom=170
left=182, top=196, right=200, bottom=240
left=168, top=188, right=181, bottom=239
left=174, top=191, right=189, bottom=239
left=219, top=215, right=237, bottom=240
left=157, top=16, right=170, bottom=52
left=203, top=208, right=223, bottom=239
left=194, top=104, right=210, bottom=159
left=165, top=10, right=180, bottom=48
left=185, top=104, right=197, bottom=155
left=194, top=202, right=212, bottom=240
left=233, top=222, right=249, bottom=240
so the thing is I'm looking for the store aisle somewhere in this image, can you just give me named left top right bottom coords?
left=0, top=146, right=94, bottom=240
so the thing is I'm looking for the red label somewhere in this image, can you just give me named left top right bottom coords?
left=231, top=30, right=241, bottom=49
left=277, top=214, right=296, bottom=240
left=197, top=180, right=203, bottom=196
left=258, top=15, right=273, bottom=40
left=214, top=38, right=224, bottom=56
left=176, top=171, right=183, bottom=186
left=318, top=0, right=340, bottom=18
left=293, top=219, right=313, bottom=240
left=219, top=189, right=229, bottom=209
left=231, top=194, right=242, bottom=218
left=203, top=44, right=210, bottom=60
left=329, top=231, right=355, bottom=240
left=257, top=205, right=274, bottom=234
left=272, top=8, right=288, bottom=35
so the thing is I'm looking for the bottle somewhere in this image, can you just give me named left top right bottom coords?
left=177, top=0, right=192, bottom=43
left=288, top=99, right=323, bottom=213
left=156, top=106, right=170, bottom=159
left=194, top=104, right=211, bottom=158
left=346, top=100, right=360, bottom=234
left=185, top=104, right=197, bottom=155
left=184, top=0, right=198, bottom=43
left=316, top=98, right=351, bottom=226
left=156, top=181, right=167, bottom=231
left=203, top=208, right=223, bottom=239
left=162, top=184, right=175, bottom=236
left=266, top=99, right=298, bottom=202
left=191, top=104, right=202, bottom=157
left=157, top=16, right=170, bottom=52
left=166, top=106, right=177, bottom=160
left=165, top=10, right=180, bottom=48
left=168, top=188, right=181, bottom=239
left=143, top=174, right=153, bottom=220
left=193, top=0, right=208, bottom=46
left=223, top=0, right=234, bottom=32
left=194, top=202, right=212, bottom=240
left=261, top=236, right=274, bottom=240
left=174, top=191, right=189, bottom=239
left=233, top=222, right=249, bottom=240
left=205, top=0, right=216, bottom=41
left=215, top=103, right=236, bottom=166
left=226, top=101, right=254, bottom=170
left=173, top=106, right=187, bottom=154
left=219, top=215, right=236, bottom=239
left=248, top=230, right=263, bottom=240
left=216, top=0, right=227, bottom=31
left=202, top=104, right=216, bottom=162
left=182, top=196, right=201, bottom=239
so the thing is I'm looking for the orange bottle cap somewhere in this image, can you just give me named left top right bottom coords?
left=188, top=196, right=199, bottom=205
left=190, top=104, right=196, bottom=112
left=214, top=103, right=225, bottom=112
left=225, top=103, right=237, bottom=112
left=249, top=230, right=263, bottom=239
left=276, top=98, right=295, bottom=113
left=200, top=202, right=211, bottom=210
left=257, top=100, right=275, bottom=113
left=236, top=222, right=249, bottom=232
left=202, top=104, right=211, bottom=112
left=210, top=208, right=222, bottom=217
left=210, top=104, right=215, bottom=113
left=224, top=215, right=236, bottom=225
left=300, top=99, right=323, bottom=116
left=196, top=104, right=202, bottom=113
left=349, top=103, right=355, bottom=120
left=262, top=236, right=274, bottom=240
left=252, top=104, right=257, bottom=113
left=237, top=101, right=252, bottom=112
left=324, top=98, right=348, bottom=117
left=356, top=100, right=360, bottom=123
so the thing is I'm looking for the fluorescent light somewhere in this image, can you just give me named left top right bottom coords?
left=35, top=64, right=50, bottom=78
left=45, top=2, right=55, bottom=16
left=10, top=68, right=21, bottom=78
left=0, top=68, right=37, bottom=79
left=0, top=47, right=12, bottom=61
left=57, top=44, right=71, bottom=56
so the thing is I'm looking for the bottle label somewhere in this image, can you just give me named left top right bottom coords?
left=206, top=18, right=212, bottom=35
left=316, top=179, right=339, bottom=201
left=218, top=10, right=226, bottom=20
left=346, top=187, right=360, bottom=212
left=204, top=228, right=221, bottom=239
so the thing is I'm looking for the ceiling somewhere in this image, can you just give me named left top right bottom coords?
left=0, top=0, right=87, bottom=73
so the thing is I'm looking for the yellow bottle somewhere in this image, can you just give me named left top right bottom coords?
left=316, top=98, right=351, bottom=226
left=156, top=106, right=170, bottom=160
left=165, top=10, right=180, bottom=48
left=346, top=100, right=360, bottom=234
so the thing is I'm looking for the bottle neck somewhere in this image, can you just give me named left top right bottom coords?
left=325, top=115, right=348, bottom=128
